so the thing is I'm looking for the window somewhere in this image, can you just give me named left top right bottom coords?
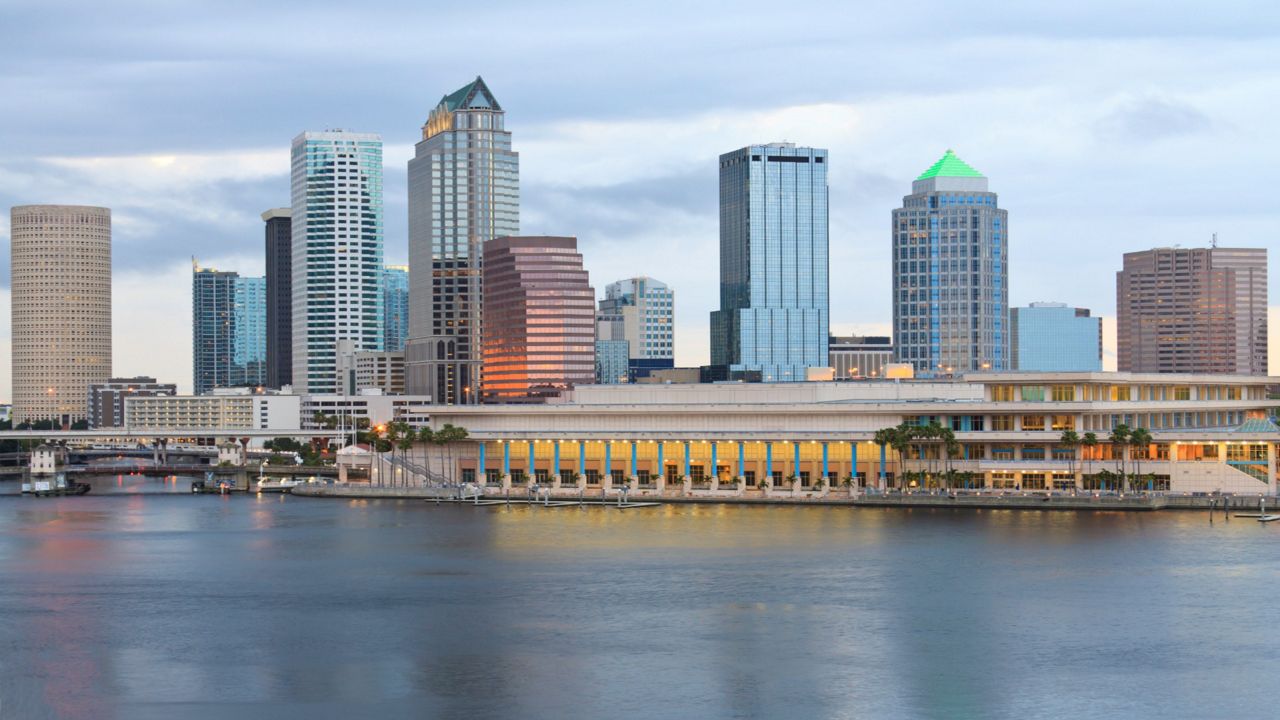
left=1022, top=416, right=1046, bottom=431
left=991, top=446, right=1015, bottom=461
left=1172, top=386, right=1191, bottom=401
left=1022, top=473, right=1046, bottom=490
left=1021, top=447, right=1046, bottom=461
left=1109, top=386, right=1131, bottom=401
left=1051, top=385, right=1075, bottom=402
left=1051, top=415, right=1075, bottom=431
left=991, top=386, right=1015, bottom=402
left=1020, top=386, right=1045, bottom=402
left=992, top=415, right=1014, bottom=431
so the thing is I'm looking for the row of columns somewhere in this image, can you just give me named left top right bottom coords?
left=480, top=440, right=864, bottom=483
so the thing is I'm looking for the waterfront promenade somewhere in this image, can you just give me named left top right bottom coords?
left=290, top=481, right=1272, bottom=512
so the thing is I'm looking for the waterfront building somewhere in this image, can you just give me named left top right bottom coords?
left=383, top=265, right=409, bottom=352
left=300, top=392, right=432, bottom=431
left=594, top=339, right=631, bottom=385
left=426, top=372, right=1280, bottom=496
left=710, top=143, right=829, bottom=382
left=9, top=205, right=112, bottom=425
left=1117, top=247, right=1268, bottom=375
left=1012, top=302, right=1102, bottom=372
left=88, top=376, right=177, bottom=428
left=596, top=277, right=675, bottom=382
left=482, top=236, right=595, bottom=403
left=829, top=336, right=894, bottom=379
left=892, top=150, right=1009, bottom=376
left=263, top=208, right=292, bottom=388
left=290, top=130, right=385, bottom=395
left=124, top=390, right=301, bottom=435
left=406, top=76, right=519, bottom=404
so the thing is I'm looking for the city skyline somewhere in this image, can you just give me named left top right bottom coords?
left=2, top=2, right=1280, bottom=399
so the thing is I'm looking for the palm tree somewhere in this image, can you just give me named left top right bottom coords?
left=1060, top=429, right=1080, bottom=477
left=1081, top=432, right=1098, bottom=481
left=418, top=427, right=436, bottom=482
left=1108, top=424, right=1131, bottom=491
left=1128, top=427, right=1153, bottom=493
left=889, top=426, right=912, bottom=490
left=873, top=428, right=892, bottom=490
left=394, top=422, right=414, bottom=486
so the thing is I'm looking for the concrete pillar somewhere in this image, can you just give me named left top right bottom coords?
left=502, top=442, right=511, bottom=477
left=528, top=441, right=535, bottom=482
left=710, top=442, right=718, bottom=483
left=604, top=442, right=612, bottom=486
left=682, top=441, right=691, bottom=480
left=822, top=442, right=829, bottom=484
left=553, top=441, right=560, bottom=478
left=737, top=442, right=745, bottom=481
left=630, top=441, right=637, bottom=478
left=478, top=442, right=486, bottom=479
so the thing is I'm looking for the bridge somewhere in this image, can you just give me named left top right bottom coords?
left=0, top=429, right=349, bottom=441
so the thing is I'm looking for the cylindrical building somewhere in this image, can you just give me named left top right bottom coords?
left=10, top=205, right=112, bottom=425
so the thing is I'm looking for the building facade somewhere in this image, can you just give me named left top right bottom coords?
left=1117, top=247, right=1268, bottom=375
left=263, top=208, right=292, bottom=389
left=1012, top=302, right=1102, bottom=372
left=406, top=76, right=519, bottom=404
left=234, top=276, right=267, bottom=387
left=10, top=205, right=112, bottom=425
left=383, top=265, right=409, bottom=352
left=193, top=264, right=237, bottom=394
left=301, top=392, right=432, bottom=431
left=482, top=236, right=595, bottom=402
left=355, top=351, right=405, bottom=394
left=595, top=276, right=675, bottom=382
left=290, top=130, right=385, bottom=395
left=88, top=376, right=177, bottom=429
left=125, top=391, right=301, bottom=434
left=892, top=150, right=1009, bottom=376
left=710, top=143, right=829, bottom=382
left=427, top=372, right=1280, bottom=496
left=594, top=339, right=631, bottom=385
left=829, top=336, right=894, bottom=379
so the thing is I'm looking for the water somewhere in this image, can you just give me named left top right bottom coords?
left=1, top=477, right=1277, bottom=720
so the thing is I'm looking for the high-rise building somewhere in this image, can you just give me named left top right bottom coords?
left=595, top=276, right=675, bottom=382
left=383, top=265, right=409, bottom=352
left=406, top=76, right=519, bottom=404
left=192, top=263, right=237, bottom=394
left=290, top=130, right=385, bottom=394
left=263, top=208, right=292, bottom=389
left=710, top=143, right=829, bottom=382
left=234, top=276, right=267, bottom=387
left=1117, top=247, right=1267, bottom=374
left=892, top=150, right=1009, bottom=375
left=1011, top=302, right=1102, bottom=372
left=829, top=336, right=894, bottom=379
left=482, top=236, right=594, bottom=402
left=88, top=376, right=176, bottom=428
left=9, top=205, right=112, bottom=424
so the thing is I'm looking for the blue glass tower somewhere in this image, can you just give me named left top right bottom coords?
left=192, top=263, right=237, bottom=394
left=1012, top=302, right=1102, bottom=371
left=710, top=143, right=829, bottom=381
left=892, top=150, right=1009, bottom=375
left=233, top=276, right=267, bottom=386
left=382, top=265, right=409, bottom=352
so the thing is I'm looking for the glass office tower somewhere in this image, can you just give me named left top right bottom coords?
left=289, top=130, right=385, bottom=394
left=892, top=150, right=1009, bottom=375
left=192, top=263, right=238, bottom=395
left=1011, top=302, right=1101, bottom=372
left=595, top=276, right=675, bottom=382
left=710, top=143, right=829, bottom=382
left=233, top=276, right=267, bottom=386
left=406, top=76, right=519, bottom=404
left=382, top=265, right=409, bottom=352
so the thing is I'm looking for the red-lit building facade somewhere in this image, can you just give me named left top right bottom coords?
left=482, top=236, right=596, bottom=402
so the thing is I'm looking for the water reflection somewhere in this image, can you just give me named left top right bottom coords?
left=0, top=497, right=1277, bottom=719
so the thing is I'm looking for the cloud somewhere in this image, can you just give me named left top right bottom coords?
left=1095, top=96, right=1213, bottom=143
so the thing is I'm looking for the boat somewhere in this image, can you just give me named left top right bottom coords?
left=256, top=477, right=304, bottom=493
left=22, top=475, right=91, bottom=497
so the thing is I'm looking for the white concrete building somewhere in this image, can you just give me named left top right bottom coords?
left=424, top=372, right=1280, bottom=496
left=125, top=391, right=301, bottom=437
left=301, top=391, right=431, bottom=431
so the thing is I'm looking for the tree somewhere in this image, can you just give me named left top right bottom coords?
left=1108, top=424, right=1131, bottom=488
left=889, top=426, right=911, bottom=489
left=1128, top=427, right=1153, bottom=492
left=1081, top=432, right=1098, bottom=478
left=1060, top=429, right=1080, bottom=477
left=393, top=422, right=414, bottom=486
left=418, top=427, right=436, bottom=482
left=873, top=428, right=892, bottom=490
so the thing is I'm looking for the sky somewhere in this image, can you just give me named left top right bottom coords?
left=1, top=0, right=1278, bottom=400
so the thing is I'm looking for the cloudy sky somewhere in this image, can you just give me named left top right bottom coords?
left=1, top=0, right=1278, bottom=399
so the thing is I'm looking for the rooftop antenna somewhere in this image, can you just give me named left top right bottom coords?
left=1211, top=232, right=1218, bottom=248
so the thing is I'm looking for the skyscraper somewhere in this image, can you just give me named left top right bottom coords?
left=1117, top=247, right=1267, bottom=374
left=263, top=208, right=292, bottom=389
left=193, top=263, right=237, bottom=394
left=482, top=236, right=594, bottom=402
left=595, top=276, right=675, bottom=382
left=406, top=76, right=519, bottom=404
left=710, top=143, right=829, bottom=381
left=383, top=265, right=409, bottom=352
left=892, top=150, right=1009, bottom=375
left=233, top=276, right=267, bottom=387
left=9, top=205, right=112, bottom=425
left=1011, top=302, right=1102, bottom=372
left=290, top=130, right=385, bottom=394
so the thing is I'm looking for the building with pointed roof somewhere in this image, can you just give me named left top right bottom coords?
left=406, top=76, right=519, bottom=404
left=892, top=150, right=1009, bottom=376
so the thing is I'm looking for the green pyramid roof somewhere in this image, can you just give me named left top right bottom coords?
left=916, top=149, right=985, bottom=180
left=438, top=76, right=499, bottom=113
left=1231, top=417, right=1280, bottom=435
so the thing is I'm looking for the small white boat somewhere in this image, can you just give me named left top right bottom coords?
left=256, top=478, right=304, bottom=493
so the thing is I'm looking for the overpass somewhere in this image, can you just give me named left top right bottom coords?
left=0, top=429, right=349, bottom=441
